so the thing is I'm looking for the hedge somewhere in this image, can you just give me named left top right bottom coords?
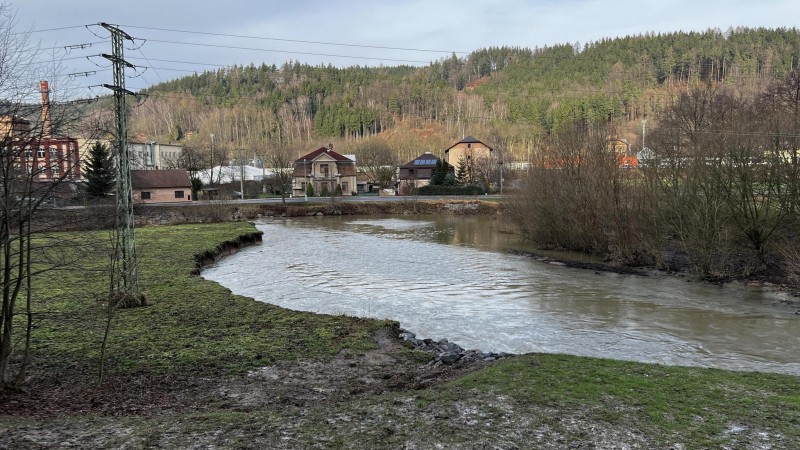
left=415, top=184, right=486, bottom=195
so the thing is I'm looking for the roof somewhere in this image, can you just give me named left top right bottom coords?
left=400, top=152, right=441, bottom=169
left=295, top=146, right=354, bottom=163
left=131, top=169, right=191, bottom=189
left=445, top=136, right=493, bottom=152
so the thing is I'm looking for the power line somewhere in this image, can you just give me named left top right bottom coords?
left=117, top=23, right=469, bottom=55
left=140, top=39, right=433, bottom=64
left=12, top=24, right=90, bottom=35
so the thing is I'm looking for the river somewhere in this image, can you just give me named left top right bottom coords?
left=203, top=215, right=800, bottom=375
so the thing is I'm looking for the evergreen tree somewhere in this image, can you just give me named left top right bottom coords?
left=430, top=159, right=445, bottom=185
left=442, top=160, right=452, bottom=182
left=85, top=142, right=115, bottom=198
left=456, top=157, right=469, bottom=185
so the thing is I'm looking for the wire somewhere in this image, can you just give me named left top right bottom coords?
left=12, top=24, right=90, bottom=35
left=140, top=39, right=433, bottom=64
left=125, top=56, right=232, bottom=68
left=134, top=49, right=166, bottom=85
left=117, top=24, right=469, bottom=55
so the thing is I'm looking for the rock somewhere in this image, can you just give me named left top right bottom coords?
left=443, top=341, right=464, bottom=354
left=439, top=352, right=462, bottom=365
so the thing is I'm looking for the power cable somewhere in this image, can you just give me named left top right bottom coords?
left=12, top=24, right=89, bottom=35
left=116, top=23, right=469, bottom=55
left=139, top=39, right=433, bottom=64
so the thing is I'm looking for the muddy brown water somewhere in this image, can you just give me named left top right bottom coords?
left=203, top=216, right=800, bottom=375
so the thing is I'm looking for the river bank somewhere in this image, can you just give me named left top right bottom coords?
left=1, top=213, right=798, bottom=448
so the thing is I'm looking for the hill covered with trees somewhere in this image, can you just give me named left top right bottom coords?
left=128, top=27, right=800, bottom=162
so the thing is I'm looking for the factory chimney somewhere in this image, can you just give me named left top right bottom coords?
left=40, top=80, right=52, bottom=137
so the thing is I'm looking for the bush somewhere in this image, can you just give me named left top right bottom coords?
left=415, top=184, right=485, bottom=195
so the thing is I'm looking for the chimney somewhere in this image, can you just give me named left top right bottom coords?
left=40, top=80, right=52, bottom=137
left=327, top=143, right=333, bottom=152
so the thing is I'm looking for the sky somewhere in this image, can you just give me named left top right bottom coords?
left=10, top=0, right=800, bottom=100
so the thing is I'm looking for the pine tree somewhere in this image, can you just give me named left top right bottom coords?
left=430, top=159, right=445, bottom=185
left=456, top=157, right=469, bottom=185
left=85, top=142, right=115, bottom=198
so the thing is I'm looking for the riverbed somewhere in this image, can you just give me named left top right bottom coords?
left=203, top=216, right=800, bottom=375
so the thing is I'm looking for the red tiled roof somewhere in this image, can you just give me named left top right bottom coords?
left=131, top=170, right=191, bottom=189
left=294, top=147, right=354, bottom=163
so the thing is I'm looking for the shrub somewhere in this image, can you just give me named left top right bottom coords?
left=416, top=184, right=485, bottom=195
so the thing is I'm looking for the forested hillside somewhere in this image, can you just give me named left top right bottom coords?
left=128, top=27, right=800, bottom=162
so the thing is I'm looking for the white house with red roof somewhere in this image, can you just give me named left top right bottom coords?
left=292, top=144, right=357, bottom=196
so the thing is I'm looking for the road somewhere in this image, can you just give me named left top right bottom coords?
left=146, top=194, right=503, bottom=207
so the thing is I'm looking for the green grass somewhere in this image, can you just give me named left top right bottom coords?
left=27, top=222, right=390, bottom=376
left=432, top=354, right=800, bottom=447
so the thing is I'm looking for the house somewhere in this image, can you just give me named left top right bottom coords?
left=443, top=136, right=494, bottom=185
left=607, top=137, right=638, bottom=168
left=131, top=169, right=193, bottom=203
left=397, top=151, right=442, bottom=195
left=291, top=145, right=357, bottom=196
left=444, top=136, right=493, bottom=167
left=2, top=81, right=81, bottom=182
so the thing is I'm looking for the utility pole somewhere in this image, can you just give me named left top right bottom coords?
left=210, top=133, right=214, bottom=186
left=239, top=150, right=245, bottom=199
left=642, top=118, right=647, bottom=150
left=101, top=22, right=138, bottom=297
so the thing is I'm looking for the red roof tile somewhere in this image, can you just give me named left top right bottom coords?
left=131, top=170, right=191, bottom=189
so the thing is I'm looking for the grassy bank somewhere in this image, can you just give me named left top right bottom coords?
left=1, top=221, right=799, bottom=448
left=18, top=222, right=392, bottom=382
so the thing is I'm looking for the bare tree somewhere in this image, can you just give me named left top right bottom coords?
left=267, top=144, right=297, bottom=204
left=354, top=139, right=396, bottom=190
left=0, top=3, right=86, bottom=389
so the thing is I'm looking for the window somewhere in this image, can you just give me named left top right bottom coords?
left=141, top=192, right=151, bottom=200
left=36, top=147, right=45, bottom=158
left=24, top=146, right=32, bottom=158
left=320, top=163, right=329, bottom=177
left=341, top=182, right=348, bottom=193
left=49, top=147, right=58, bottom=158
left=174, top=190, right=184, bottom=199
left=51, top=165, right=60, bottom=175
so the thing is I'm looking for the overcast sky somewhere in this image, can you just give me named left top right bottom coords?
left=11, top=0, right=800, bottom=99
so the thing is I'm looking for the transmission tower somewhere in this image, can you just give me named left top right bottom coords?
left=101, top=23, right=139, bottom=296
